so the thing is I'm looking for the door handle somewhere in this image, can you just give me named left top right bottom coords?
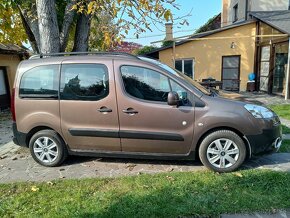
left=97, top=107, right=112, bottom=113
left=122, top=108, right=138, bottom=115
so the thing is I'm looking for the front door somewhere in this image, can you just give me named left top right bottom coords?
left=60, top=60, right=120, bottom=152
left=0, top=68, right=10, bottom=109
left=222, top=56, right=240, bottom=91
left=114, top=60, right=195, bottom=155
left=272, top=42, right=288, bottom=95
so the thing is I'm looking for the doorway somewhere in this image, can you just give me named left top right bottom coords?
left=272, top=43, right=288, bottom=95
left=0, top=68, right=10, bottom=109
left=222, top=56, right=240, bottom=91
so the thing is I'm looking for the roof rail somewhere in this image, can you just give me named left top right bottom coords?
left=29, top=51, right=139, bottom=60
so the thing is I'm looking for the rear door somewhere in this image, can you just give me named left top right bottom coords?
left=114, top=60, right=195, bottom=155
left=60, top=59, right=120, bottom=152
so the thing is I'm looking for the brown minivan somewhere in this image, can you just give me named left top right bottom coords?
left=12, top=52, right=282, bottom=173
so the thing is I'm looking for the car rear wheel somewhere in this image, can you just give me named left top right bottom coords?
left=199, top=130, right=246, bottom=173
left=29, top=130, right=68, bottom=167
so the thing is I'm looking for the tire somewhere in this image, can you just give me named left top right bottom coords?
left=29, top=130, right=68, bottom=167
left=199, top=130, right=246, bottom=173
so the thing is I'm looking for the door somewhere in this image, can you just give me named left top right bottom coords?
left=60, top=60, right=121, bottom=151
left=259, top=46, right=271, bottom=92
left=222, top=56, right=240, bottom=91
left=0, top=68, right=10, bottom=109
left=272, top=42, right=288, bottom=95
left=114, top=60, right=195, bottom=155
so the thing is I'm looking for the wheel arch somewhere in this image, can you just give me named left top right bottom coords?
left=26, top=126, right=67, bottom=148
left=194, top=126, right=251, bottom=160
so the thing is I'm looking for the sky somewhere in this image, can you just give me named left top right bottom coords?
left=124, top=0, right=222, bottom=46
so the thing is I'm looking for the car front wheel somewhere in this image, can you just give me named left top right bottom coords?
left=199, top=130, right=246, bottom=173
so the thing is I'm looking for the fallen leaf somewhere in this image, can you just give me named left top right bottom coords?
left=234, top=172, right=243, bottom=178
left=166, top=176, right=175, bottom=181
left=31, top=186, right=39, bottom=192
left=47, top=181, right=54, bottom=186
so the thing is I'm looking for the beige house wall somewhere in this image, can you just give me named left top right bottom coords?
left=159, top=23, right=256, bottom=91
left=0, top=54, right=21, bottom=93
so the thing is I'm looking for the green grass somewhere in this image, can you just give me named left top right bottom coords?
left=1, top=170, right=290, bottom=217
left=269, top=104, right=290, bottom=120
left=280, top=140, right=290, bottom=153
left=282, top=125, right=290, bottom=134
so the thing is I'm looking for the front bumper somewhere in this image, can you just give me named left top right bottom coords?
left=12, top=122, right=28, bottom=147
left=246, top=124, right=282, bottom=155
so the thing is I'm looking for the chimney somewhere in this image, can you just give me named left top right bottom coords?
left=165, top=23, right=173, bottom=41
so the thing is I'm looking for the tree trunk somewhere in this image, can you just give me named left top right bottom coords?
left=72, top=13, right=91, bottom=52
left=36, top=0, right=60, bottom=53
left=18, top=5, right=41, bottom=53
left=18, top=6, right=39, bottom=53
left=60, top=0, right=76, bottom=52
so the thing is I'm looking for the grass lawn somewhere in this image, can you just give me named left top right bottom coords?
left=282, top=125, right=290, bottom=134
left=1, top=170, right=290, bottom=217
left=280, top=140, right=290, bottom=153
left=269, top=104, right=290, bottom=120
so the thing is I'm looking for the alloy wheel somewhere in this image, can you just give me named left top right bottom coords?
left=206, top=138, right=240, bottom=169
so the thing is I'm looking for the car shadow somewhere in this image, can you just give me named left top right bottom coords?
left=62, top=152, right=290, bottom=172
left=62, top=155, right=203, bottom=167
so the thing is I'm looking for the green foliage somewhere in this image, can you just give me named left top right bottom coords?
left=162, top=40, right=174, bottom=47
left=0, top=1, right=28, bottom=45
left=133, top=45, right=157, bottom=55
left=195, top=14, right=221, bottom=34
left=1, top=170, right=290, bottom=217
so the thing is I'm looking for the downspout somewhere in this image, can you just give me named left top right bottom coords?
left=285, top=37, right=290, bottom=100
left=245, top=0, right=249, bottom=21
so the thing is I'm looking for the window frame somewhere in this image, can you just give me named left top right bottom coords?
left=60, top=63, right=110, bottom=101
left=233, top=3, right=239, bottom=23
left=19, top=64, right=61, bottom=99
left=221, top=55, right=241, bottom=91
left=119, top=64, right=193, bottom=107
left=174, top=59, right=195, bottom=79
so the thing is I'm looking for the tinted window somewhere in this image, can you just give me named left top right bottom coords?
left=19, top=65, right=59, bottom=97
left=121, top=66, right=170, bottom=102
left=61, top=64, right=109, bottom=101
left=170, top=80, right=191, bottom=106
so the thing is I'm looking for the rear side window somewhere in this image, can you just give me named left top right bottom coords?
left=60, top=64, right=109, bottom=101
left=19, top=65, right=59, bottom=98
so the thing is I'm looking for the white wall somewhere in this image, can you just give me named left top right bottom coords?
left=222, top=0, right=289, bottom=27
left=249, top=0, right=288, bottom=11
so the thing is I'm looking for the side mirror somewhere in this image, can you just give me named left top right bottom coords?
left=167, top=91, right=180, bottom=106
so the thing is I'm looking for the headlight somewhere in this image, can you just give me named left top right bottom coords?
left=244, top=104, right=274, bottom=119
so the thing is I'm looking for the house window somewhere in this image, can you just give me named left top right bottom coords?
left=174, top=59, right=195, bottom=79
left=233, top=4, right=238, bottom=23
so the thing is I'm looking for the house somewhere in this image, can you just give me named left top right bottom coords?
left=0, top=44, right=28, bottom=109
left=146, top=0, right=290, bottom=99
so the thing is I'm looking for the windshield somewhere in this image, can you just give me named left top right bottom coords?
left=139, top=57, right=211, bottom=96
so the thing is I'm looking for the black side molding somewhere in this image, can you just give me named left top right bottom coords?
left=68, top=129, right=184, bottom=141
left=69, top=129, right=119, bottom=138
left=119, top=130, right=184, bottom=141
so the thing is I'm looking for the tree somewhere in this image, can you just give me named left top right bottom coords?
left=133, top=46, right=157, bottom=55
left=1, top=0, right=183, bottom=54
left=0, top=1, right=28, bottom=45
